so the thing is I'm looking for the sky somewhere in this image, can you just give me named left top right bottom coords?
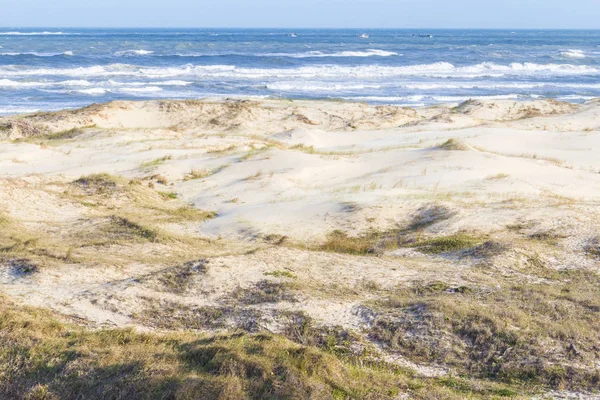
left=0, top=0, right=599, bottom=29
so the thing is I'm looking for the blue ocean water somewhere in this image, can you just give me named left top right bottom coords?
left=1, top=28, right=600, bottom=114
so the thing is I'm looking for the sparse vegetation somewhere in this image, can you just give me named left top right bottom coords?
left=584, top=237, right=600, bottom=259
left=407, top=204, right=455, bottom=231
left=46, top=126, right=92, bottom=140
left=320, top=230, right=379, bottom=255
left=157, top=260, right=207, bottom=294
left=290, top=143, right=316, bottom=154
left=231, top=280, right=297, bottom=305
left=0, top=295, right=530, bottom=400
left=185, top=168, right=211, bottom=180
left=439, top=138, right=469, bottom=151
left=140, top=155, right=173, bottom=169
left=528, top=230, right=567, bottom=245
left=107, top=216, right=160, bottom=242
left=486, top=173, right=509, bottom=180
left=2, top=99, right=599, bottom=399
left=243, top=170, right=263, bottom=181
left=159, top=191, right=178, bottom=200
left=166, top=205, right=217, bottom=222
left=264, top=270, right=296, bottom=279
left=413, top=233, right=483, bottom=254
left=73, top=173, right=120, bottom=194
left=370, top=270, right=600, bottom=391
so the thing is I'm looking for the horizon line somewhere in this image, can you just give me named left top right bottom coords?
left=2, top=26, right=600, bottom=30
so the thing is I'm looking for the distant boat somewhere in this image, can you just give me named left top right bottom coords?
left=359, top=33, right=369, bottom=39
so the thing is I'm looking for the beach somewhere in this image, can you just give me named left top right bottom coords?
left=1, top=97, right=599, bottom=398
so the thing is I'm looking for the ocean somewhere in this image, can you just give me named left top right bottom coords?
left=1, top=28, right=599, bottom=114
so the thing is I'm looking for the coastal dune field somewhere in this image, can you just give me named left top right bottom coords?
left=1, top=98, right=600, bottom=399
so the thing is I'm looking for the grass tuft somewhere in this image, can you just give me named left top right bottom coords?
left=414, top=233, right=482, bottom=254
left=439, top=138, right=469, bottom=151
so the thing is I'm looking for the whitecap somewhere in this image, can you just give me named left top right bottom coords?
left=77, top=88, right=107, bottom=95
left=0, top=31, right=66, bottom=35
left=114, top=49, right=155, bottom=56
left=560, top=49, right=586, bottom=59
left=1, top=62, right=598, bottom=81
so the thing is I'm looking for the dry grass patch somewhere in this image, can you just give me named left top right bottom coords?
left=319, top=230, right=379, bottom=255
left=4, top=295, right=480, bottom=400
left=46, top=126, right=95, bottom=140
left=73, top=173, right=120, bottom=195
left=231, top=280, right=297, bottom=305
left=140, top=155, right=173, bottom=169
left=106, top=216, right=161, bottom=243
left=407, top=204, right=455, bottom=231
left=439, top=138, right=469, bottom=151
left=185, top=168, right=212, bottom=180
left=584, top=237, right=600, bottom=259
left=412, top=233, right=483, bottom=254
left=528, top=230, right=567, bottom=245
left=368, top=270, right=600, bottom=391
left=156, top=259, right=208, bottom=294
left=486, top=173, right=509, bottom=180
left=166, top=205, right=217, bottom=222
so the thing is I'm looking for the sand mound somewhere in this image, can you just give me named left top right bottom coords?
left=1, top=99, right=424, bottom=138
left=0, top=98, right=587, bottom=140
left=0, top=118, right=48, bottom=140
left=452, top=98, right=578, bottom=121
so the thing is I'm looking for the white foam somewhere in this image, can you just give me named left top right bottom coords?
left=77, top=88, right=107, bottom=95
left=1, top=51, right=75, bottom=57
left=0, top=31, right=67, bottom=35
left=3, top=62, right=597, bottom=80
left=345, top=94, right=522, bottom=103
left=4, top=62, right=597, bottom=84
left=71, top=86, right=163, bottom=96
left=117, top=86, right=163, bottom=93
left=107, top=79, right=191, bottom=87
left=267, top=82, right=382, bottom=91
left=267, top=49, right=400, bottom=58
left=0, top=79, right=92, bottom=88
left=560, top=49, right=586, bottom=59
left=114, top=49, right=155, bottom=56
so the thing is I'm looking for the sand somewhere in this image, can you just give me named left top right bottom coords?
left=1, top=98, right=599, bottom=394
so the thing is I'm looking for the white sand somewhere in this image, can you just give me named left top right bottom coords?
left=0, top=98, right=599, bottom=383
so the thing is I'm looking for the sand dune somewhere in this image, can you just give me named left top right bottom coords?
left=1, top=98, right=600, bottom=398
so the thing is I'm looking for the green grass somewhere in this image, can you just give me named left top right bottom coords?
left=413, top=233, right=482, bottom=254
left=159, top=191, right=178, bottom=200
left=46, top=126, right=95, bottom=140
left=140, top=155, right=173, bottom=169
left=0, top=296, right=529, bottom=399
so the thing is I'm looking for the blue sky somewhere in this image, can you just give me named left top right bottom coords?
left=1, top=0, right=599, bottom=29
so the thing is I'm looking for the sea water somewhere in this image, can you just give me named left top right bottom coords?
left=1, top=28, right=599, bottom=114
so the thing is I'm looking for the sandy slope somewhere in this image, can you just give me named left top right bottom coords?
left=1, top=98, right=599, bottom=395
